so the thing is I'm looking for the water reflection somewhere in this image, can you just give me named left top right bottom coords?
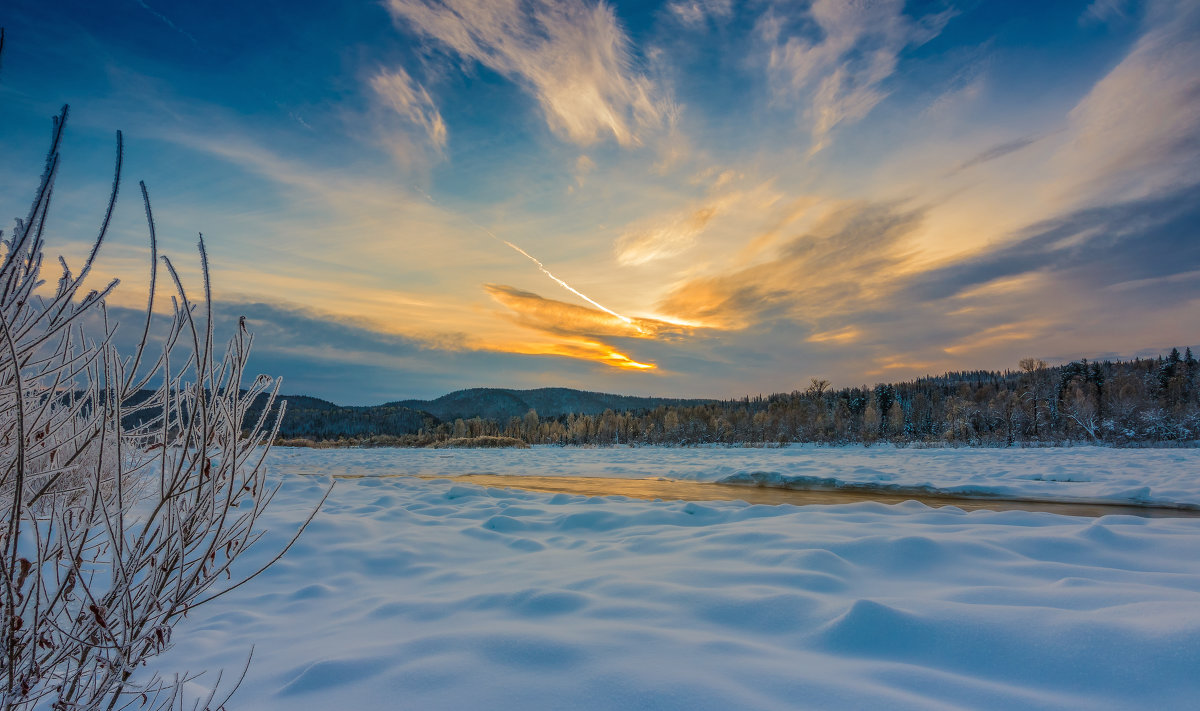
left=381, top=474, right=1200, bottom=518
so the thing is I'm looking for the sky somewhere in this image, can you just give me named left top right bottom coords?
left=1, top=0, right=1198, bottom=404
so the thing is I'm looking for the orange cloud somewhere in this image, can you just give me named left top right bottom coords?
left=807, top=325, right=861, bottom=344
left=488, top=336, right=656, bottom=370
left=657, top=200, right=926, bottom=328
left=942, top=321, right=1050, bottom=356
left=734, top=195, right=822, bottom=264
left=865, top=355, right=938, bottom=377
left=484, top=284, right=691, bottom=340
left=480, top=284, right=683, bottom=370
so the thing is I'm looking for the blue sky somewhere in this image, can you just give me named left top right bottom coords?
left=2, top=0, right=1197, bottom=403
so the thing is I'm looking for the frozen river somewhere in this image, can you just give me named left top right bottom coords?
left=273, top=444, right=1200, bottom=506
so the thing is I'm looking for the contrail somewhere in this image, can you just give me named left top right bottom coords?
left=135, top=0, right=199, bottom=44
left=499, top=240, right=633, bottom=324
left=415, top=187, right=633, bottom=324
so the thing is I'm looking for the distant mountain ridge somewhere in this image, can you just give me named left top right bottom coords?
left=387, top=387, right=715, bottom=422
left=246, top=387, right=715, bottom=441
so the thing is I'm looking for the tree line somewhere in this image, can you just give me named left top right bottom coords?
left=275, top=349, right=1200, bottom=447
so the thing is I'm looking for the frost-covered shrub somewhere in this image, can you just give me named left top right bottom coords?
left=0, top=75, right=326, bottom=710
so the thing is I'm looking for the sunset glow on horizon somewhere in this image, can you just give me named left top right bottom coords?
left=2, top=0, right=1198, bottom=403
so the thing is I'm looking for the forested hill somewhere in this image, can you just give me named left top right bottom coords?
left=388, top=387, right=715, bottom=422
left=257, top=349, right=1199, bottom=446
left=243, top=387, right=714, bottom=442
left=244, top=395, right=428, bottom=441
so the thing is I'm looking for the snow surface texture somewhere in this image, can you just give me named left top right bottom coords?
left=153, top=447, right=1200, bottom=710
left=274, top=445, right=1200, bottom=506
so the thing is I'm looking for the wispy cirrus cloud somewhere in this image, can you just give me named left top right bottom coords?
left=612, top=182, right=787, bottom=267
left=1080, top=0, right=1132, bottom=26
left=667, top=0, right=732, bottom=27
left=951, top=135, right=1041, bottom=175
left=905, top=182, right=1200, bottom=304
left=762, top=0, right=954, bottom=153
left=657, top=200, right=926, bottom=329
left=371, top=66, right=448, bottom=150
left=615, top=204, right=719, bottom=266
left=384, top=0, right=674, bottom=147
left=1049, top=0, right=1200, bottom=205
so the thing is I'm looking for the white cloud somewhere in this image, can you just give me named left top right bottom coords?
left=614, top=187, right=753, bottom=266
left=668, top=0, right=733, bottom=27
left=574, top=154, right=596, bottom=188
left=1052, top=0, right=1200, bottom=204
left=384, top=0, right=673, bottom=147
left=616, top=206, right=718, bottom=266
left=763, top=0, right=954, bottom=152
left=1080, top=0, right=1131, bottom=25
left=371, top=67, right=448, bottom=150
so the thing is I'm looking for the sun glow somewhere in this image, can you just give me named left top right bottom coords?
left=635, top=312, right=712, bottom=329
left=488, top=337, right=657, bottom=370
left=602, top=351, right=656, bottom=369
left=552, top=339, right=657, bottom=370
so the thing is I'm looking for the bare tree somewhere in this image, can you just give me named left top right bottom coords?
left=1018, top=357, right=1050, bottom=440
left=1, top=58, right=328, bottom=711
left=1063, top=382, right=1101, bottom=443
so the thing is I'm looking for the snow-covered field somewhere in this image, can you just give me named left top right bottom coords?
left=157, top=446, right=1200, bottom=710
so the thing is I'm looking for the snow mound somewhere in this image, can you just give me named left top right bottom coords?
left=152, top=451, right=1200, bottom=710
